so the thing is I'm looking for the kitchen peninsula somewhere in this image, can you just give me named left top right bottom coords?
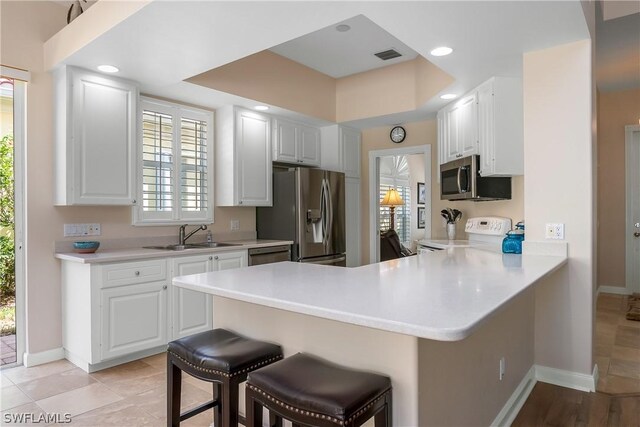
left=173, top=247, right=567, bottom=426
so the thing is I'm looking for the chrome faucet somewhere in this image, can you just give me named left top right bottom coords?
left=179, top=224, right=207, bottom=246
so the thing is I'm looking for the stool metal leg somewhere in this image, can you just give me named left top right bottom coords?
left=167, top=355, right=182, bottom=427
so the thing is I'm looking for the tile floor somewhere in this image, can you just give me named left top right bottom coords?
left=1, top=334, right=17, bottom=366
left=596, top=292, right=640, bottom=394
left=0, top=295, right=637, bottom=426
left=1, top=353, right=216, bottom=426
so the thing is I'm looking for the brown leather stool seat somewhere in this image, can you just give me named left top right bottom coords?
left=245, top=353, right=392, bottom=427
left=167, top=329, right=282, bottom=427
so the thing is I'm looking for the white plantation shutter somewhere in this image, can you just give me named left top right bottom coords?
left=134, top=98, right=213, bottom=225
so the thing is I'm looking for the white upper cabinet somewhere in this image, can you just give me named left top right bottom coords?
left=476, top=77, right=523, bottom=176
left=438, top=76, right=523, bottom=177
left=272, top=117, right=321, bottom=166
left=216, top=106, right=272, bottom=206
left=442, top=93, right=478, bottom=163
left=54, top=66, right=138, bottom=205
left=320, top=125, right=361, bottom=178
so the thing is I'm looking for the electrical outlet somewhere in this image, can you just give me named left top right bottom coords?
left=499, top=357, right=506, bottom=381
left=64, top=223, right=101, bottom=237
left=230, top=220, right=240, bottom=231
left=545, top=223, right=565, bottom=240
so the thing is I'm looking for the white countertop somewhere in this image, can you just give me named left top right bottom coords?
left=55, top=240, right=292, bottom=264
left=173, top=247, right=566, bottom=341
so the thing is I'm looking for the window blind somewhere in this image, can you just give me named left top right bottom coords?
left=180, top=117, right=207, bottom=212
left=142, top=110, right=173, bottom=212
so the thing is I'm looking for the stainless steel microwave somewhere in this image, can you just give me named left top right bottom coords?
left=440, top=155, right=511, bottom=201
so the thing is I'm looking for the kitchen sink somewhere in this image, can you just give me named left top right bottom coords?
left=143, top=242, right=241, bottom=251
left=188, top=242, right=241, bottom=248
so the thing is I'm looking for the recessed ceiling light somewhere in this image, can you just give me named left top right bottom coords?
left=254, top=105, right=269, bottom=111
left=440, top=94, right=457, bottom=100
left=97, top=65, right=119, bottom=73
left=430, top=47, right=453, bottom=57
left=336, top=24, right=351, bottom=32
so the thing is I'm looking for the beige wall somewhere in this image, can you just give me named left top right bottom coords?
left=1, top=1, right=255, bottom=356
left=524, top=40, right=594, bottom=374
left=187, top=50, right=337, bottom=122
left=189, top=51, right=453, bottom=124
left=360, top=119, right=524, bottom=264
left=597, top=88, right=640, bottom=288
left=419, top=288, right=534, bottom=426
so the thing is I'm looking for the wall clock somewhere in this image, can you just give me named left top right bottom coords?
left=390, top=126, right=406, bottom=143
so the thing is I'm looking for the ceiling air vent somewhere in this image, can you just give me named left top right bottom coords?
left=374, top=49, right=402, bottom=61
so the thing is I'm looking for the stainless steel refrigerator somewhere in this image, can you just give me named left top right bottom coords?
left=257, top=167, right=346, bottom=266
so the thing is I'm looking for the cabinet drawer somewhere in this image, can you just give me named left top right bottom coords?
left=101, top=259, right=167, bottom=288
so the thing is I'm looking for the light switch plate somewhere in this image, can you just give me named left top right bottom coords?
left=545, top=223, right=564, bottom=240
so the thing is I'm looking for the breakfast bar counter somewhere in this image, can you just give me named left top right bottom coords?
left=172, top=247, right=566, bottom=426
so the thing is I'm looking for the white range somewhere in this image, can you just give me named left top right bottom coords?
left=418, top=216, right=513, bottom=253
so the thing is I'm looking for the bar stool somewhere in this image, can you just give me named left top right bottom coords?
left=245, top=353, right=392, bottom=427
left=167, top=328, right=283, bottom=427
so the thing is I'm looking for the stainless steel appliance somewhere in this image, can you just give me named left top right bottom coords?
left=257, top=167, right=346, bottom=266
left=248, top=245, right=291, bottom=266
left=440, top=155, right=511, bottom=201
left=417, top=216, right=512, bottom=253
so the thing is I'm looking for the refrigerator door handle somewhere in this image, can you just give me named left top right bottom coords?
left=320, top=179, right=328, bottom=245
left=325, top=179, right=333, bottom=248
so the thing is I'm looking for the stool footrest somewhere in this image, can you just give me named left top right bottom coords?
left=179, top=400, right=217, bottom=422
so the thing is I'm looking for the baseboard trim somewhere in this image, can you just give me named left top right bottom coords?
left=597, top=285, right=632, bottom=296
left=65, top=346, right=166, bottom=373
left=491, top=366, right=537, bottom=427
left=535, top=365, right=596, bottom=392
left=23, top=347, right=64, bottom=367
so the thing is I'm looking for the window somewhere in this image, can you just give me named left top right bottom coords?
left=134, top=97, right=213, bottom=225
left=379, top=184, right=411, bottom=243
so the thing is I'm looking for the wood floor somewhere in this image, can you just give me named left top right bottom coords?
left=512, top=382, right=640, bottom=426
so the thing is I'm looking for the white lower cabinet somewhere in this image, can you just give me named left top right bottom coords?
left=100, top=281, right=168, bottom=360
left=171, top=255, right=214, bottom=340
left=61, top=249, right=248, bottom=372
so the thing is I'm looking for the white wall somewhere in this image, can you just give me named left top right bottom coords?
left=523, top=39, right=594, bottom=374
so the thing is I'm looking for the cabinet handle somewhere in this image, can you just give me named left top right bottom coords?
left=239, top=201, right=243, bottom=205
left=209, top=256, right=213, bottom=260
left=135, top=271, right=140, bottom=276
left=456, top=154, right=463, bottom=158
left=163, top=285, right=167, bottom=290
left=132, top=199, right=137, bottom=204
left=214, top=256, right=219, bottom=260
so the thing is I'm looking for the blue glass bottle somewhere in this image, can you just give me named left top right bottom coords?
left=502, top=222, right=525, bottom=254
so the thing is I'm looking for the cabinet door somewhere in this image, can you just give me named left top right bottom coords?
left=477, top=81, right=495, bottom=176
left=444, top=105, right=460, bottom=162
left=72, top=69, right=137, bottom=205
left=273, top=119, right=298, bottom=164
left=171, top=255, right=213, bottom=340
left=457, top=93, right=478, bottom=158
left=340, top=127, right=361, bottom=178
left=213, top=250, right=248, bottom=271
left=235, top=110, right=272, bottom=206
left=299, top=125, right=321, bottom=166
left=100, top=281, right=167, bottom=360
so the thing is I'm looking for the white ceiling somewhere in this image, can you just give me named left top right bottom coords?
left=55, top=1, right=590, bottom=128
left=269, top=15, right=419, bottom=78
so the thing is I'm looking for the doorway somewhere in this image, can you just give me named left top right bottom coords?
left=625, top=125, right=640, bottom=294
left=368, top=145, right=431, bottom=263
left=0, top=70, right=26, bottom=368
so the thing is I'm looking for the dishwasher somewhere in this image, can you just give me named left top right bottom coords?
left=248, top=245, right=291, bottom=266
